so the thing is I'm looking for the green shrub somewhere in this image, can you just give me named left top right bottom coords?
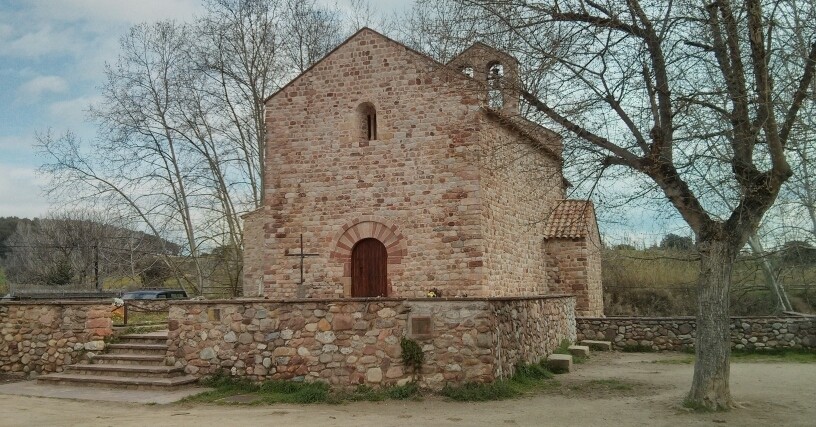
left=387, top=382, right=420, bottom=400
left=400, top=337, right=424, bottom=378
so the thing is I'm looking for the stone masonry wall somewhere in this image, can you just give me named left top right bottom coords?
left=492, top=296, right=576, bottom=380
left=254, top=29, right=488, bottom=299
left=479, top=122, right=564, bottom=297
left=245, top=29, right=569, bottom=301
left=577, top=316, right=816, bottom=351
left=167, top=295, right=575, bottom=389
left=544, top=217, right=603, bottom=317
left=0, top=301, right=113, bottom=376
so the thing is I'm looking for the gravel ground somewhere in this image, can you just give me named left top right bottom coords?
left=1, top=352, right=814, bottom=427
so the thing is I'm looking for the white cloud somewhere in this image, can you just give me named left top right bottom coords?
left=21, top=0, right=204, bottom=25
left=17, top=75, right=69, bottom=101
left=47, top=95, right=101, bottom=125
left=0, top=166, right=50, bottom=218
left=0, top=25, right=83, bottom=58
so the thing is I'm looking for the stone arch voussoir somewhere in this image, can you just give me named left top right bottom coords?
left=330, top=217, right=407, bottom=296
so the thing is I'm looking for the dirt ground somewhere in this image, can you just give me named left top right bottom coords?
left=1, top=352, right=814, bottom=427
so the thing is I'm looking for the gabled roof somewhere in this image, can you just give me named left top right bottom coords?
left=543, top=200, right=597, bottom=239
left=447, top=41, right=520, bottom=67
left=264, top=27, right=447, bottom=104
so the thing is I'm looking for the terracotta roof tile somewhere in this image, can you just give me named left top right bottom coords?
left=543, top=200, right=596, bottom=239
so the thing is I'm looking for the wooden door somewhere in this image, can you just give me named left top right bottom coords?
left=351, top=238, right=388, bottom=297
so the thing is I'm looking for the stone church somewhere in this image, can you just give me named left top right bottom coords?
left=243, top=28, right=603, bottom=316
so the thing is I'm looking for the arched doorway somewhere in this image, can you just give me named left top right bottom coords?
left=351, top=238, right=387, bottom=297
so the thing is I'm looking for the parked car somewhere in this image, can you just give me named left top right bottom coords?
left=121, top=289, right=188, bottom=300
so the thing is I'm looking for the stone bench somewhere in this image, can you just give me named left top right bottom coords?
left=580, top=340, right=613, bottom=351
left=568, top=345, right=590, bottom=357
left=547, top=354, right=573, bottom=373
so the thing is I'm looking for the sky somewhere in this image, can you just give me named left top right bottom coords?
left=0, top=0, right=411, bottom=219
left=0, top=0, right=211, bottom=218
left=0, top=0, right=684, bottom=245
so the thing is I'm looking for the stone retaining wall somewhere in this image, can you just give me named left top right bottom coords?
left=0, top=301, right=113, bottom=376
left=577, top=316, right=816, bottom=351
left=167, top=295, right=575, bottom=388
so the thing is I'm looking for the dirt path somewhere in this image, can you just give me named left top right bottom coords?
left=1, top=353, right=814, bottom=426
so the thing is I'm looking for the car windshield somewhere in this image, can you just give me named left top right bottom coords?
left=122, top=292, right=156, bottom=299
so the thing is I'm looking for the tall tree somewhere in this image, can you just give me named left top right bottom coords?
left=39, top=0, right=351, bottom=297
left=419, top=0, right=816, bottom=409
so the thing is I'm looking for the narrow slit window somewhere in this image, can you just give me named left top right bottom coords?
left=367, top=113, right=377, bottom=140
left=357, top=102, right=377, bottom=144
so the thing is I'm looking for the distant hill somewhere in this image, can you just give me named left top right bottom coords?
left=0, top=216, right=180, bottom=259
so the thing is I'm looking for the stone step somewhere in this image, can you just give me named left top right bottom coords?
left=106, top=343, right=168, bottom=355
left=66, top=363, right=184, bottom=378
left=115, top=332, right=169, bottom=345
left=580, top=340, right=613, bottom=351
left=37, top=373, right=198, bottom=390
left=547, top=354, right=573, bottom=373
left=91, top=354, right=167, bottom=366
left=568, top=345, right=590, bottom=357
left=115, top=337, right=168, bottom=346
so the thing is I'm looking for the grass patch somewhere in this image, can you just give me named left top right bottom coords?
left=440, top=381, right=516, bottom=401
left=731, top=348, right=816, bottom=363
left=586, top=378, right=634, bottom=391
left=440, top=362, right=559, bottom=401
left=186, top=371, right=421, bottom=405
left=190, top=362, right=560, bottom=405
left=118, top=311, right=169, bottom=326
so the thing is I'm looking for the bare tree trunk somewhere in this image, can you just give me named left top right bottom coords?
left=688, top=239, right=736, bottom=410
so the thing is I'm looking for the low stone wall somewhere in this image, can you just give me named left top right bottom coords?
left=493, top=297, right=576, bottom=379
left=167, top=295, right=575, bottom=388
left=0, top=301, right=113, bottom=376
left=577, top=316, right=816, bottom=351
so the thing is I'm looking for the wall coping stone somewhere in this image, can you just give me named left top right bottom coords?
left=0, top=300, right=112, bottom=306
left=578, top=315, right=813, bottom=321
left=169, top=294, right=575, bottom=305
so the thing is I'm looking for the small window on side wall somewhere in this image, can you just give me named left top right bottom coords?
left=357, top=102, right=377, bottom=144
left=461, top=66, right=474, bottom=78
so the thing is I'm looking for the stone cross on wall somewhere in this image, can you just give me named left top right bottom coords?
left=285, top=234, right=318, bottom=298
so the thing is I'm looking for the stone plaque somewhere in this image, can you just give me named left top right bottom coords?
left=410, top=316, right=432, bottom=338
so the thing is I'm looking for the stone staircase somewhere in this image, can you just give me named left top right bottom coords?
left=38, top=331, right=197, bottom=390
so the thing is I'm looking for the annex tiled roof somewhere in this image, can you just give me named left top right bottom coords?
left=543, top=200, right=596, bottom=239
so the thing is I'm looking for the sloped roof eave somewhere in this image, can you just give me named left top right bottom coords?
left=479, top=107, right=562, bottom=163
left=264, top=27, right=451, bottom=104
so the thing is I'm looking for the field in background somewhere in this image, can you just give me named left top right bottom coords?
left=603, top=248, right=816, bottom=316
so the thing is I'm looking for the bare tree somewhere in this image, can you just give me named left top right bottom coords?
left=416, top=0, right=816, bottom=409
left=282, top=0, right=344, bottom=73
left=39, top=0, right=354, bottom=297
left=1, top=210, right=175, bottom=290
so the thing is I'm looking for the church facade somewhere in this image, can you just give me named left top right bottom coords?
left=242, top=28, right=603, bottom=316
